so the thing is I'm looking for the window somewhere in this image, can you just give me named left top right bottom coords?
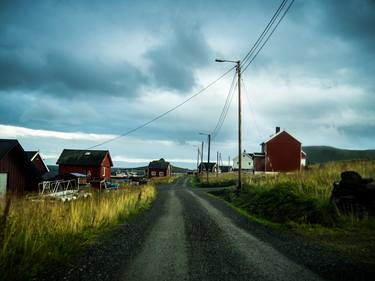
left=159, top=171, right=164, bottom=177
left=151, top=171, right=156, bottom=176
left=102, top=167, right=106, bottom=177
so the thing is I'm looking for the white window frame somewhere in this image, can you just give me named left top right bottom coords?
left=102, top=167, right=106, bottom=177
left=0, top=173, right=8, bottom=197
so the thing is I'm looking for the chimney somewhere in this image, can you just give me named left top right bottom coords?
left=276, top=126, right=280, bottom=133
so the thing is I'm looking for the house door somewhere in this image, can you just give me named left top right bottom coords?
left=0, top=173, right=7, bottom=197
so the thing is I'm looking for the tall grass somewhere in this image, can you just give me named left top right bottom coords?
left=204, top=160, right=375, bottom=226
left=0, top=184, right=156, bottom=281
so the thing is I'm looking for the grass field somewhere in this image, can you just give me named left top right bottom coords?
left=0, top=184, right=156, bottom=281
left=199, top=160, right=375, bottom=264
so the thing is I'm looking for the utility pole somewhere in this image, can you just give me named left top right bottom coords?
left=237, top=61, right=242, bottom=195
left=216, top=151, right=219, bottom=177
left=196, top=147, right=200, bottom=172
left=215, top=59, right=242, bottom=195
left=199, top=132, right=211, bottom=183
left=201, top=141, right=204, bottom=173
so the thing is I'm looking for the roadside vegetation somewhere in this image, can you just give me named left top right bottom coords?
left=0, top=184, right=156, bottom=281
left=150, top=175, right=180, bottom=185
left=198, top=160, right=375, bottom=264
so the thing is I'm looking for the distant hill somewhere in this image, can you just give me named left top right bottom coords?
left=303, top=146, right=375, bottom=164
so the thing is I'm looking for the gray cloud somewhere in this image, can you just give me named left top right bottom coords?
left=146, top=22, right=212, bottom=92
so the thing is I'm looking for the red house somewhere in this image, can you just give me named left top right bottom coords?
left=57, top=149, right=113, bottom=182
left=254, top=127, right=306, bottom=172
left=147, top=158, right=171, bottom=178
left=0, top=140, right=43, bottom=196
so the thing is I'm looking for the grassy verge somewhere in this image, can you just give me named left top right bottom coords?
left=150, top=175, right=180, bottom=185
left=0, top=184, right=156, bottom=281
left=205, top=160, right=375, bottom=264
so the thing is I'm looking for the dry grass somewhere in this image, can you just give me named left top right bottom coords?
left=0, top=184, right=156, bottom=281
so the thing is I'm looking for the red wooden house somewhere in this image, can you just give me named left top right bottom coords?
left=254, top=127, right=306, bottom=172
left=147, top=158, right=171, bottom=178
left=57, top=149, right=113, bottom=182
left=0, top=139, right=43, bottom=196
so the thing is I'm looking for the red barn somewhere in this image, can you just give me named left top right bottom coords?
left=147, top=158, right=171, bottom=178
left=254, top=127, right=305, bottom=172
left=0, top=140, right=41, bottom=196
left=57, top=149, right=113, bottom=181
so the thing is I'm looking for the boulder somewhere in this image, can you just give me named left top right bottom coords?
left=331, top=171, right=375, bottom=215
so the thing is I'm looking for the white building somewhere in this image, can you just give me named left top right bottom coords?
left=232, top=151, right=254, bottom=170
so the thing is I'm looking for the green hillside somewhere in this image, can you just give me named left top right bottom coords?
left=303, top=146, right=375, bottom=164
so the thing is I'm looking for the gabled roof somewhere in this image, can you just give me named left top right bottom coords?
left=148, top=158, right=170, bottom=169
left=25, top=151, right=38, bottom=160
left=25, top=151, right=50, bottom=172
left=198, top=162, right=217, bottom=169
left=261, top=130, right=301, bottom=145
left=0, top=139, right=20, bottom=159
left=57, top=149, right=113, bottom=166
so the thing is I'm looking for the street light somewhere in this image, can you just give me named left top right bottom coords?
left=199, top=132, right=211, bottom=183
left=215, top=58, right=242, bottom=195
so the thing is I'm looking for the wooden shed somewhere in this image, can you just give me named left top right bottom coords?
left=56, top=149, right=113, bottom=181
left=0, top=139, right=38, bottom=196
left=198, top=162, right=217, bottom=173
left=147, top=158, right=171, bottom=178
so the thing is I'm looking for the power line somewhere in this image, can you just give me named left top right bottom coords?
left=87, top=66, right=236, bottom=149
left=211, top=71, right=237, bottom=139
left=241, top=78, right=262, bottom=139
left=241, top=0, right=288, bottom=66
left=242, top=0, right=295, bottom=73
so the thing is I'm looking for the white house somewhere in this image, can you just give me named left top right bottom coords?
left=232, top=151, right=254, bottom=170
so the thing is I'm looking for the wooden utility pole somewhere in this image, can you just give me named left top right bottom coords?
left=215, top=59, right=242, bottom=195
left=216, top=151, right=219, bottom=177
left=237, top=60, right=242, bottom=195
left=201, top=141, right=204, bottom=172
left=196, top=147, right=200, bottom=172
left=206, top=134, right=211, bottom=183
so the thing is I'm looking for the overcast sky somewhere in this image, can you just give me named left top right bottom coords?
left=0, top=0, right=374, bottom=168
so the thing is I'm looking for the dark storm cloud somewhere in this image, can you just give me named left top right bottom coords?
left=146, top=23, right=212, bottom=92
left=0, top=49, right=146, bottom=97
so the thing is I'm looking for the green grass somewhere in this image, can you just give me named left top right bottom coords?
left=0, top=184, right=156, bottom=281
left=204, top=160, right=375, bottom=264
left=150, top=175, right=180, bottom=185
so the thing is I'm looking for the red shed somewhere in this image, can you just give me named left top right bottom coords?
left=0, top=139, right=39, bottom=196
left=57, top=149, right=113, bottom=181
left=254, top=127, right=305, bottom=172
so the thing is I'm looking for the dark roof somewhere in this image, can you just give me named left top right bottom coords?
left=56, top=149, right=113, bottom=166
left=25, top=151, right=38, bottom=160
left=198, top=162, right=217, bottom=169
left=0, top=139, right=21, bottom=159
left=148, top=158, right=170, bottom=169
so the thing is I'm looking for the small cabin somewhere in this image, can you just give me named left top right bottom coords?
left=0, top=139, right=43, bottom=196
left=56, top=149, right=113, bottom=182
left=198, top=162, right=217, bottom=173
left=147, top=158, right=171, bottom=178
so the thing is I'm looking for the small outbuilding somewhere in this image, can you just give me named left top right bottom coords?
left=147, top=158, right=171, bottom=178
left=57, top=149, right=113, bottom=181
left=198, top=162, right=217, bottom=173
left=0, top=139, right=43, bottom=196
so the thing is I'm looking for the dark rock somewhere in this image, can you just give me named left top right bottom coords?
left=331, top=171, right=375, bottom=215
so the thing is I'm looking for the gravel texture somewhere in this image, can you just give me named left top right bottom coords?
left=37, top=177, right=374, bottom=281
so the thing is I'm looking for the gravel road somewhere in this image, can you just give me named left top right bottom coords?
left=40, top=177, right=374, bottom=281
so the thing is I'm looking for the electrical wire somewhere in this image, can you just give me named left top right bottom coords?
left=211, top=71, right=237, bottom=139
left=87, top=66, right=236, bottom=149
left=241, top=0, right=288, bottom=66
left=242, top=0, right=295, bottom=73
